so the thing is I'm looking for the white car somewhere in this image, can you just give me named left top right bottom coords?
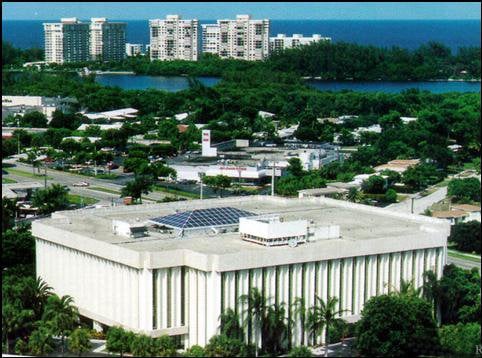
left=73, top=181, right=89, bottom=187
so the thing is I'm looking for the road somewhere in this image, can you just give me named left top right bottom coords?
left=447, top=254, right=481, bottom=271
left=385, top=186, right=447, bottom=214
left=6, top=162, right=175, bottom=203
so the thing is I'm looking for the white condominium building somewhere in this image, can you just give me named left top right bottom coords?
left=126, top=43, right=143, bottom=57
left=202, top=15, right=270, bottom=61
left=43, top=18, right=90, bottom=63
left=269, top=33, right=331, bottom=53
left=149, top=15, right=199, bottom=61
left=33, top=195, right=449, bottom=348
left=90, top=18, right=126, bottom=61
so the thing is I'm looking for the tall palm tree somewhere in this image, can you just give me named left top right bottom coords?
left=239, top=287, right=268, bottom=357
left=422, top=270, right=441, bottom=325
left=41, top=294, right=79, bottom=353
left=32, top=277, right=53, bottom=320
left=292, top=297, right=307, bottom=345
left=308, top=296, right=347, bottom=357
left=262, top=303, right=289, bottom=355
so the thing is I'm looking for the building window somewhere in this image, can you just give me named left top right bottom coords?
left=221, top=33, right=228, bottom=43
left=255, top=24, right=263, bottom=35
left=255, top=40, right=262, bottom=49
left=151, top=28, right=159, bottom=37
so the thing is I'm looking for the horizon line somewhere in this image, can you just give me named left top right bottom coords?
left=3, top=18, right=481, bottom=21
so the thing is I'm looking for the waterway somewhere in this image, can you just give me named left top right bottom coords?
left=95, top=74, right=481, bottom=93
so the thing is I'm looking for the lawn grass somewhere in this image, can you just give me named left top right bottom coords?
left=4, top=168, right=53, bottom=180
left=2, top=178, right=17, bottom=184
left=447, top=249, right=481, bottom=263
left=153, top=185, right=199, bottom=199
left=434, top=178, right=451, bottom=188
left=88, top=186, right=121, bottom=195
left=67, top=194, right=99, bottom=206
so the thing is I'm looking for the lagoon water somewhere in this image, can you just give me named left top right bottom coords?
left=95, top=74, right=220, bottom=92
left=95, top=74, right=480, bottom=93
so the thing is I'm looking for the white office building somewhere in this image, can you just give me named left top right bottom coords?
left=202, top=15, right=270, bottom=61
left=269, top=34, right=331, bottom=53
left=44, top=18, right=90, bottom=63
left=33, top=196, right=449, bottom=348
left=89, top=18, right=126, bottom=61
left=149, top=15, right=199, bottom=61
left=126, top=43, right=143, bottom=57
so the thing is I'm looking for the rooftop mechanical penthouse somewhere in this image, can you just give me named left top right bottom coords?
left=32, top=195, right=450, bottom=348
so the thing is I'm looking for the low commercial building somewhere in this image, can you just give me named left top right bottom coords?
left=2, top=181, right=44, bottom=200
left=449, top=204, right=481, bottom=223
left=82, top=108, right=138, bottom=122
left=33, top=195, right=449, bottom=348
left=2, top=95, right=70, bottom=122
left=431, top=210, right=469, bottom=225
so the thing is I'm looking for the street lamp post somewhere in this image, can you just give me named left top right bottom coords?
left=199, top=172, right=205, bottom=200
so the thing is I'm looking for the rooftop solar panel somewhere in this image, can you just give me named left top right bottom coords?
left=148, top=207, right=255, bottom=230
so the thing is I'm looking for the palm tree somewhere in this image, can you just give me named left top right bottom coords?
left=239, top=287, right=268, bottom=357
left=388, top=279, right=421, bottom=297
left=292, top=297, right=308, bottom=345
left=346, top=187, right=363, bottom=203
left=308, top=296, right=347, bottom=357
left=422, top=270, right=441, bottom=325
left=29, top=277, right=53, bottom=321
left=262, top=303, right=289, bottom=355
left=219, top=308, right=244, bottom=340
left=41, top=294, right=79, bottom=354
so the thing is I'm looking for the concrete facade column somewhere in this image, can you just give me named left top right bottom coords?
left=138, top=267, right=153, bottom=331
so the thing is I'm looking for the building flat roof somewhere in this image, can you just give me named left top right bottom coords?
left=32, top=196, right=449, bottom=272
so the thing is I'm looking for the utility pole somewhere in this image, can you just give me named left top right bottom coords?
left=17, top=117, right=21, bottom=155
left=271, top=161, right=275, bottom=196
left=44, top=161, right=47, bottom=189
left=411, top=197, right=415, bottom=214
left=200, top=173, right=205, bottom=200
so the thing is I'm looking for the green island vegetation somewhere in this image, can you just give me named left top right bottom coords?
left=4, top=41, right=480, bottom=80
left=2, top=38, right=481, bottom=356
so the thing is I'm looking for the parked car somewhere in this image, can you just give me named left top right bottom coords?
left=107, top=162, right=119, bottom=170
left=73, top=181, right=89, bottom=187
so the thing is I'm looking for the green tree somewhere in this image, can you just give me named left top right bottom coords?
left=356, top=294, right=441, bottom=357
left=437, top=264, right=481, bottom=324
left=130, top=334, right=154, bottom=357
left=32, top=184, right=70, bottom=214
left=439, top=322, right=481, bottom=356
left=383, top=188, right=398, bottom=203
left=14, top=338, right=28, bottom=355
left=447, top=178, right=481, bottom=202
left=20, top=111, right=48, bottom=128
left=27, top=325, right=54, bottom=356
left=239, top=287, right=267, bottom=357
left=120, top=176, right=154, bottom=204
left=2, top=198, right=17, bottom=233
left=106, top=326, right=134, bottom=358
left=262, top=303, right=289, bottom=355
left=292, top=297, right=308, bottom=346
left=220, top=308, right=244, bottom=341
left=41, top=294, right=79, bottom=354
left=286, top=157, right=304, bottom=177
left=2, top=303, right=34, bottom=353
left=448, top=221, right=481, bottom=254
left=287, top=346, right=313, bottom=357
left=361, top=175, right=386, bottom=194
left=346, top=187, right=363, bottom=203
left=309, top=296, right=346, bottom=357
left=152, top=335, right=177, bottom=357
left=183, top=344, right=206, bottom=357
left=68, top=328, right=92, bottom=356
left=402, top=163, right=444, bottom=192
left=203, top=175, right=232, bottom=197
left=204, top=334, right=254, bottom=357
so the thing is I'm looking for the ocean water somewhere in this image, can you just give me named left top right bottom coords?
left=3, top=20, right=481, bottom=52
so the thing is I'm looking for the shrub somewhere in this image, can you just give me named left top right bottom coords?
left=383, top=188, right=398, bottom=203
left=447, top=178, right=481, bottom=202
left=439, top=323, right=481, bottom=355
left=183, top=344, right=206, bottom=357
left=287, top=346, right=313, bottom=357
left=449, top=221, right=481, bottom=254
